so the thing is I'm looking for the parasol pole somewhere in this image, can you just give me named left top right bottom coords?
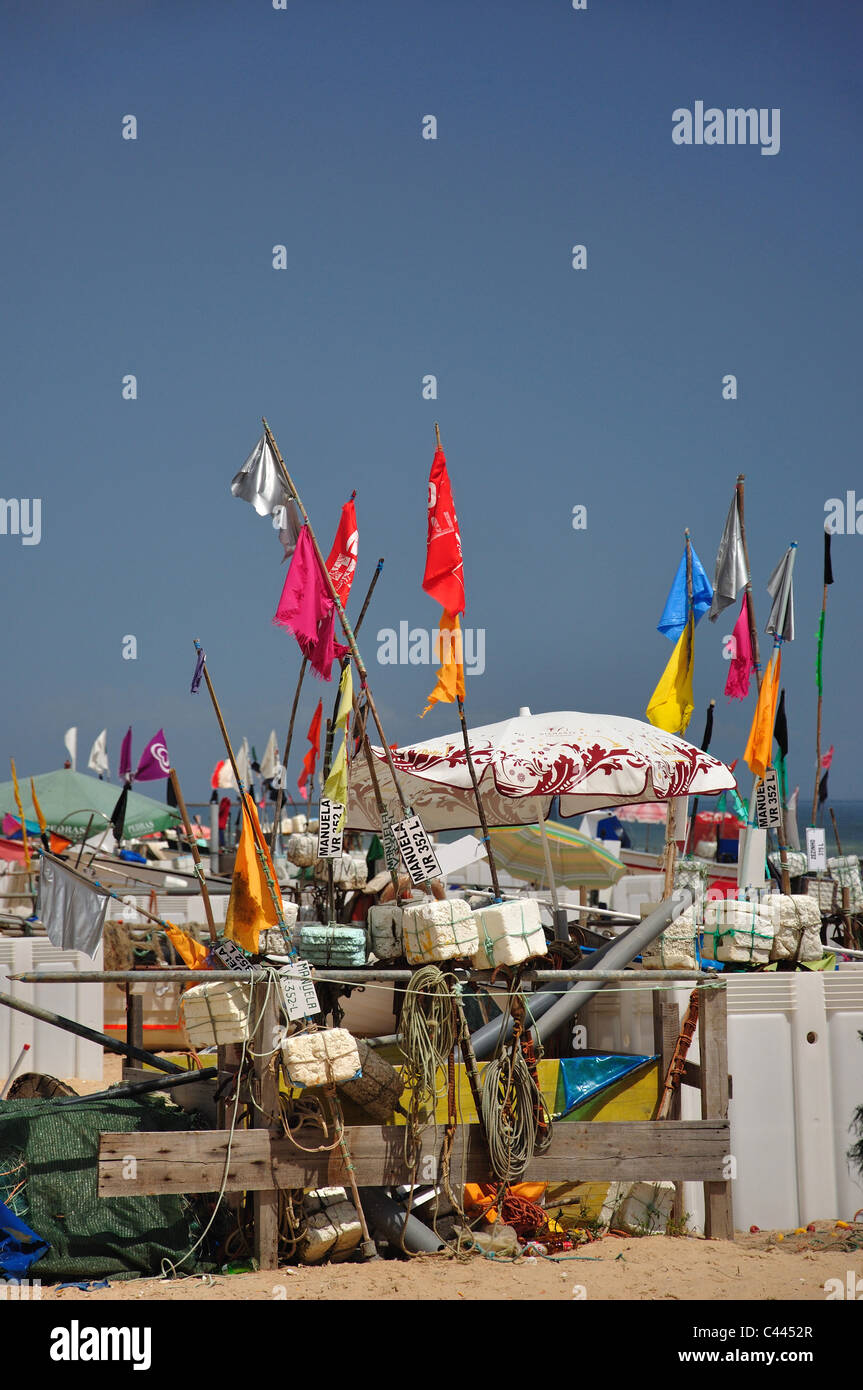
left=662, top=531, right=694, bottom=895
left=685, top=699, right=716, bottom=855
left=194, top=641, right=290, bottom=939
left=262, top=418, right=409, bottom=815
left=811, top=531, right=832, bottom=827
left=537, top=814, right=560, bottom=914
left=169, top=767, right=217, bottom=941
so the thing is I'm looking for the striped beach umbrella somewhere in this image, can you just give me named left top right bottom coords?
left=487, top=820, right=627, bottom=890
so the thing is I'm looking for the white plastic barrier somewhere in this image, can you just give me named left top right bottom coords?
left=577, top=965, right=863, bottom=1231
left=0, top=939, right=104, bottom=1082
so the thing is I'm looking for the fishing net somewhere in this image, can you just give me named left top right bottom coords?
left=0, top=1094, right=215, bottom=1282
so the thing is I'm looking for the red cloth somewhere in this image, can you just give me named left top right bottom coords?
left=724, top=594, right=754, bottom=700
left=325, top=496, right=359, bottom=608
left=273, top=525, right=348, bottom=680
left=218, top=797, right=232, bottom=830
left=422, top=447, right=465, bottom=616
left=298, top=701, right=323, bottom=792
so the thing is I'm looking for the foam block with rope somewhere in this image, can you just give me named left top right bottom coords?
left=401, top=897, right=478, bottom=964
left=296, top=923, right=368, bottom=967
left=470, top=897, right=548, bottom=970
left=281, top=1027, right=362, bottom=1087
left=180, top=980, right=251, bottom=1046
left=762, top=893, right=823, bottom=962
left=702, top=900, right=773, bottom=964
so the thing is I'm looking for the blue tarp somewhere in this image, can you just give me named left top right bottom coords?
left=557, top=1053, right=654, bottom=1118
left=0, top=1199, right=49, bottom=1277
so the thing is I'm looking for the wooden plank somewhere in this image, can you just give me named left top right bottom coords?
left=653, top=992, right=683, bottom=1222
left=698, top=985, right=733, bottom=1240
left=99, top=1119, right=731, bottom=1196
left=252, top=981, right=280, bottom=1271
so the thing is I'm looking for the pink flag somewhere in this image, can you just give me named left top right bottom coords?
left=724, top=595, right=754, bottom=700
left=273, top=525, right=348, bottom=680
left=119, top=727, right=133, bottom=779
left=135, top=729, right=171, bottom=781
left=820, top=745, right=834, bottom=770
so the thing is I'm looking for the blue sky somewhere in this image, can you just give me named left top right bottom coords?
left=1, top=0, right=861, bottom=811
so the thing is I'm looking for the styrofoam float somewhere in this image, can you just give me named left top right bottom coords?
left=281, top=1027, right=362, bottom=1087
left=180, top=980, right=251, bottom=1046
left=471, top=898, right=548, bottom=969
left=401, top=898, right=478, bottom=964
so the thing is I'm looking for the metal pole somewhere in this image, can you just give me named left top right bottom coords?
left=0, top=988, right=186, bottom=1073
left=170, top=767, right=217, bottom=940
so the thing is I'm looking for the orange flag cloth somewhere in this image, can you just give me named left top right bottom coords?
left=421, top=612, right=465, bottom=717
left=225, top=793, right=283, bottom=953
left=165, top=922, right=210, bottom=971
left=743, top=647, right=782, bottom=780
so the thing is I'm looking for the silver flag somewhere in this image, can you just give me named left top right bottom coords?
left=231, top=435, right=290, bottom=517
left=708, top=494, right=748, bottom=622
left=765, top=545, right=796, bottom=642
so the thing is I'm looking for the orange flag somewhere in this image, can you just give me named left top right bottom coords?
left=421, top=612, right=466, bottom=717
left=744, top=647, right=782, bottom=780
left=225, top=793, right=283, bottom=953
left=165, top=922, right=210, bottom=971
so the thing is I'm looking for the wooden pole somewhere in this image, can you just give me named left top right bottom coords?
left=169, top=768, right=217, bottom=941
left=251, top=979, right=281, bottom=1270
left=269, top=657, right=308, bottom=855
left=322, top=717, right=336, bottom=921
left=194, top=642, right=290, bottom=938
left=698, top=984, right=733, bottom=1239
left=261, top=419, right=409, bottom=814
left=352, top=694, right=402, bottom=901
left=663, top=531, right=694, bottom=895
left=811, top=532, right=831, bottom=827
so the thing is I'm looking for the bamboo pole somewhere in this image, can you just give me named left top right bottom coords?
left=352, top=693, right=402, bottom=900
left=322, top=717, right=336, bottom=920
left=663, top=531, right=694, bottom=895
left=269, top=656, right=307, bottom=854
left=735, top=477, right=766, bottom=889
left=193, top=642, right=290, bottom=940
left=811, top=532, right=831, bottom=827
left=262, top=418, right=409, bottom=814
left=169, top=767, right=217, bottom=941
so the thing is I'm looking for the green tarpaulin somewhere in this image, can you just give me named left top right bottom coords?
left=0, top=769, right=179, bottom=841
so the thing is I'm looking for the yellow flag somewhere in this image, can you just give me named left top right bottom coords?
left=225, top=793, right=283, bottom=953
left=30, top=778, right=47, bottom=836
left=744, top=647, right=782, bottom=779
left=646, top=615, right=694, bottom=735
left=323, top=738, right=347, bottom=828
left=421, top=611, right=466, bottom=717
left=166, top=922, right=210, bottom=971
left=9, top=759, right=31, bottom=872
left=335, top=663, right=353, bottom=732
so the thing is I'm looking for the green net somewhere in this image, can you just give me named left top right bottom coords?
left=0, top=1094, right=212, bottom=1282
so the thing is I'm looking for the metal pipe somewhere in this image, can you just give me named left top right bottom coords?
left=470, top=891, right=692, bottom=1060
left=358, top=1186, right=446, bottom=1254
left=0, top=989, right=186, bottom=1074
left=8, top=963, right=716, bottom=986
left=54, top=1068, right=218, bottom=1106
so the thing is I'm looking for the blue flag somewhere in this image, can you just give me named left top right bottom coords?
left=0, top=1200, right=50, bottom=1277
left=658, top=548, right=713, bottom=640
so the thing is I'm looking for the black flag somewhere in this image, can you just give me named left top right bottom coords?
left=824, top=531, right=834, bottom=586
left=700, top=700, right=715, bottom=753
left=166, top=776, right=177, bottom=809
left=110, top=784, right=129, bottom=842
left=818, top=769, right=829, bottom=805
left=773, top=689, right=789, bottom=762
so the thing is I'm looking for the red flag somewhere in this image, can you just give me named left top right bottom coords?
left=298, top=701, right=323, bottom=793
left=326, top=495, right=359, bottom=608
left=820, top=745, right=834, bottom=770
left=274, top=526, right=348, bottom=680
left=422, top=446, right=465, bottom=616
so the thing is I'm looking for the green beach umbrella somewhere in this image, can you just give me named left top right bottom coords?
left=0, top=769, right=180, bottom=842
left=488, top=820, right=627, bottom=890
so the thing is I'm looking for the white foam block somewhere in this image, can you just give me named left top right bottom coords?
left=401, top=897, right=478, bottom=964
left=471, top=898, right=548, bottom=970
left=703, top=901, right=773, bottom=963
left=642, top=907, right=698, bottom=971
left=282, top=1027, right=362, bottom=1088
left=368, top=903, right=403, bottom=960
left=181, top=981, right=251, bottom=1046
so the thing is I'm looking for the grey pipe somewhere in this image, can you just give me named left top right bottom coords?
left=0, top=988, right=186, bottom=1075
left=470, top=891, right=690, bottom=1060
left=358, top=1187, right=446, bottom=1253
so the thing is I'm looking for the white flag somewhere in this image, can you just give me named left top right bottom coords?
left=37, top=857, right=109, bottom=958
left=87, top=729, right=110, bottom=778
left=63, top=727, right=77, bottom=770
left=259, top=730, right=280, bottom=780
left=234, top=738, right=252, bottom=788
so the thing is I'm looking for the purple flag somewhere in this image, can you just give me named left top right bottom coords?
left=135, top=729, right=171, bottom=781
left=191, top=648, right=205, bottom=694
left=118, top=727, right=133, bottom=780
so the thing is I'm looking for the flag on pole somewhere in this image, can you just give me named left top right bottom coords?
left=118, top=727, right=133, bottom=780
left=298, top=701, right=323, bottom=794
left=110, top=784, right=129, bottom=842
left=191, top=649, right=206, bottom=694
left=744, top=648, right=782, bottom=779
left=231, top=434, right=290, bottom=517
left=87, top=730, right=109, bottom=778
left=9, top=759, right=31, bottom=873
left=273, top=526, right=349, bottom=680
left=325, top=495, right=359, bottom=607
left=211, top=759, right=234, bottom=790
left=765, top=545, right=796, bottom=643
left=818, top=768, right=830, bottom=805
left=37, top=857, right=109, bottom=958
left=164, top=923, right=210, bottom=970
left=774, top=688, right=789, bottom=802
left=821, top=745, right=834, bottom=770
left=259, top=730, right=280, bottom=781
left=724, top=594, right=755, bottom=700
left=225, top=794, right=283, bottom=953
left=234, top=738, right=252, bottom=789
left=135, top=730, right=170, bottom=781
left=646, top=614, right=694, bottom=735
left=423, top=446, right=465, bottom=616
left=657, top=547, right=713, bottom=640
left=708, top=493, right=748, bottom=622
left=324, top=665, right=353, bottom=823
left=63, top=728, right=77, bottom=770
left=421, top=613, right=466, bottom=717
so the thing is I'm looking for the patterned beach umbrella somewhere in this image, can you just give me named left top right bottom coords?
left=487, top=821, right=628, bottom=889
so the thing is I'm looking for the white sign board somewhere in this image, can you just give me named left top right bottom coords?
left=754, top=770, right=782, bottom=829
left=281, top=959, right=321, bottom=1021
left=434, top=834, right=488, bottom=878
left=805, top=827, right=827, bottom=872
left=212, top=939, right=254, bottom=971
left=317, top=798, right=345, bottom=858
left=392, top=814, right=442, bottom=886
